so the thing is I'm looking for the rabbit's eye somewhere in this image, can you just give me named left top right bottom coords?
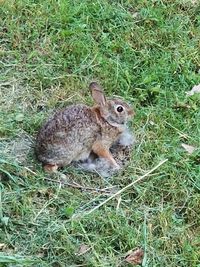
left=116, top=105, right=124, bottom=113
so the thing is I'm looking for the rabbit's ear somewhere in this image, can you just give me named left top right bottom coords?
left=89, top=82, right=106, bottom=106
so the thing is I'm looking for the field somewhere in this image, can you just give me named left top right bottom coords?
left=0, top=0, right=200, bottom=266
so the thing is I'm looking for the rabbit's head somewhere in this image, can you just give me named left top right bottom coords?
left=89, top=82, right=134, bottom=126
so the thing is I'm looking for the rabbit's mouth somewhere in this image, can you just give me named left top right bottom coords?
left=106, top=116, right=126, bottom=128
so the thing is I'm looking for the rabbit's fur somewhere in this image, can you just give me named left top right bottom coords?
left=73, top=128, right=135, bottom=177
left=35, top=82, right=134, bottom=172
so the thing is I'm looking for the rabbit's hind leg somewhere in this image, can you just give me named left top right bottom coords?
left=43, top=164, right=58, bottom=173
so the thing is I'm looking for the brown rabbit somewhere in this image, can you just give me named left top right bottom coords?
left=35, top=82, right=134, bottom=172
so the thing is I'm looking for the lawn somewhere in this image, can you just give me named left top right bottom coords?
left=0, top=0, right=200, bottom=266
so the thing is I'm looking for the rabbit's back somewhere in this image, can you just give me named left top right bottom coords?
left=35, top=105, right=100, bottom=166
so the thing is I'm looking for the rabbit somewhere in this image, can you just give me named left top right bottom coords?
left=35, top=82, right=134, bottom=172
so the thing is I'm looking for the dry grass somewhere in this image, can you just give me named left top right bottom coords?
left=0, top=0, right=200, bottom=266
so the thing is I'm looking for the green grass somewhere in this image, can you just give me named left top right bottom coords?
left=0, top=0, right=200, bottom=266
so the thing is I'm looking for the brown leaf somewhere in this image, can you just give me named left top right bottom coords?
left=125, top=248, right=144, bottom=265
left=0, top=243, right=7, bottom=250
left=181, top=143, right=196, bottom=154
left=173, top=103, right=191, bottom=110
left=186, top=84, right=200, bottom=96
left=76, top=244, right=91, bottom=256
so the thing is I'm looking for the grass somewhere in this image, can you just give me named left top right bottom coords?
left=0, top=0, right=200, bottom=266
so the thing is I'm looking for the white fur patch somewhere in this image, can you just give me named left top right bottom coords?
left=118, top=129, right=135, bottom=146
left=77, top=158, right=118, bottom=178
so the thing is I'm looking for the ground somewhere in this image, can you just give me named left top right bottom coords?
left=0, top=0, right=200, bottom=266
